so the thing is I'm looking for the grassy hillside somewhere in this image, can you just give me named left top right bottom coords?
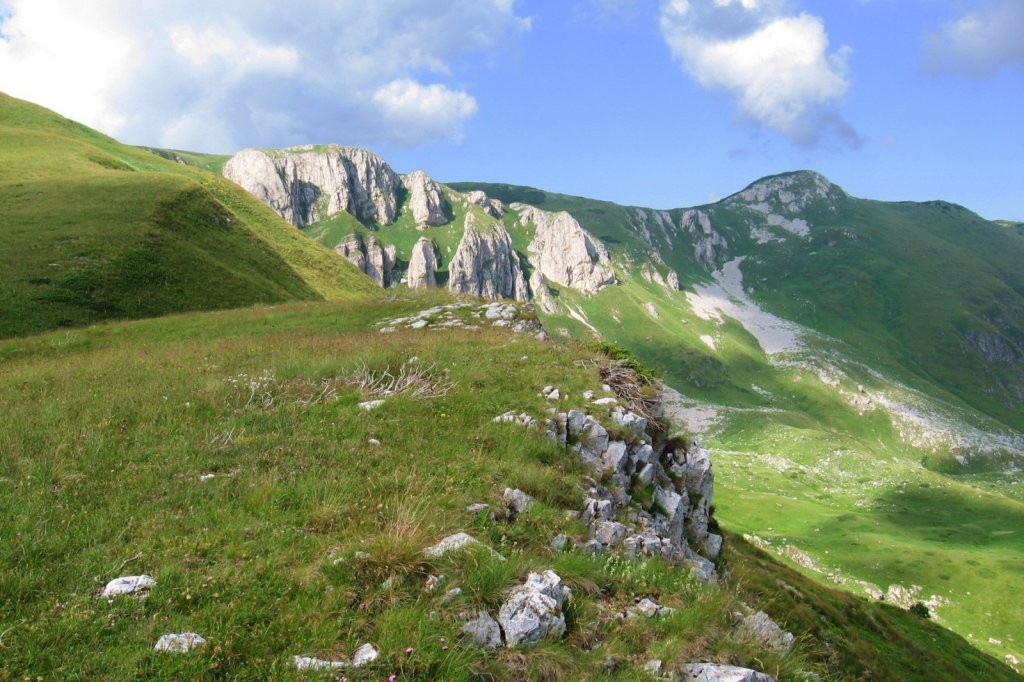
left=1, top=295, right=1013, bottom=680
left=0, top=93, right=376, bottom=338
left=449, top=179, right=1024, bottom=670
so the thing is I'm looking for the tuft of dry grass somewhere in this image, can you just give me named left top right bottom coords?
left=347, top=360, right=457, bottom=400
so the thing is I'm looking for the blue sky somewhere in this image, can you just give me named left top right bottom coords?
left=1, top=0, right=1021, bottom=218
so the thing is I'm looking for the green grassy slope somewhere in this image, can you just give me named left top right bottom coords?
left=1, top=296, right=1013, bottom=680
left=0, top=93, right=376, bottom=338
left=448, top=179, right=1024, bottom=670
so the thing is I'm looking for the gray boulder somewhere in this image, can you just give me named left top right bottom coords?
left=153, top=632, right=206, bottom=653
left=736, top=611, right=795, bottom=653
left=462, top=611, right=503, bottom=649
left=497, top=570, right=570, bottom=647
left=684, top=663, right=776, bottom=682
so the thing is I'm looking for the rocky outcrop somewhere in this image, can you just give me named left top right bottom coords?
left=404, top=170, right=449, bottom=228
left=532, top=394, right=721, bottom=581
left=497, top=571, right=570, bottom=647
left=681, top=209, right=728, bottom=268
left=407, top=237, right=438, bottom=289
left=448, top=214, right=529, bottom=301
left=518, top=205, right=616, bottom=294
left=466, top=190, right=505, bottom=218
left=223, top=146, right=401, bottom=227
left=529, top=270, right=559, bottom=314
left=335, top=234, right=395, bottom=287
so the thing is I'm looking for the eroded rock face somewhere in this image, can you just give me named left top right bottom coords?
left=529, top=270, right=559, bottom=314
left=448, top=214, right=529, bottom=301
left=466, top=190, right=505, bottom=218
left=681, top=209, right=728, bottom=268
left=407, top=237, right=438, bottom=288
left=335, top=234, right=394, bottom=287
left=497, top=570, right=570, bottom=647
left=518, top=205, right=616, bottom=294
left=404, top=170, right=449, bottom=228
left=223, top=146, right=401, bottom=227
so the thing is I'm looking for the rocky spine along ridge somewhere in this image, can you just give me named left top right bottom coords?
left=223, top=146, right=402, bottom=227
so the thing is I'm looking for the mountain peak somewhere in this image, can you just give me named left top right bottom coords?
left=727, top=170, right=846, bottom=211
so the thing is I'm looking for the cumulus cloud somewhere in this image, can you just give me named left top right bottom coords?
left=0, top=0, right=529, bottom=151
left=923, top=0, right=1024, bottom=78
left=659, top=0, right=859, bottom=148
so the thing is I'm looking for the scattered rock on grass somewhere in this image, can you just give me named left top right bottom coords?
left=292, top=656, right=347, bottom=671
left=154, top=632, right=206, bottom=653
left=735, top=611, right=795, bottom=653
left=350, top=643, right=379, bottom=667
left=497, top=570, right=570, bottom=647
left=462, top=611, right=503, bottom=649
left=684, top=663, right=777, bottom=682
left=101, top=575, right=155, bottom=599
left=358, top=400, right=385, bottom=411
left=503, top=488, right=535, bottom=515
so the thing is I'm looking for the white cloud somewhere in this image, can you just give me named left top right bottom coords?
left=0, top=0, right=529, bottom=151
left=659, top=0, right=859, bottom=147
left=923, top=0, right=1024, bottom=78
left=371, top=79, right=478, bottom=145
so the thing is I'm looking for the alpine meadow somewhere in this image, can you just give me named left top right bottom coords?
left=1, top=1, right=1022, bottom=680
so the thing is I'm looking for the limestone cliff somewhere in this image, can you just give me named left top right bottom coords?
left=466, top=190, right=505, bottom=219
left=518, top=205, right=616, bottom=294
left=407, top=237, right=438, bottom=289
left=448, top=214, right=529, bottom=301
left=403, top=170, right=450, bottom=228
left=334, top=234, right=395, bottom=287
left=223, top=146, right=401, bottom=227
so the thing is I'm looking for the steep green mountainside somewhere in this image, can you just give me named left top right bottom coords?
left=452, top=177, right=1024, bottom=434
left=1, top=297, right=1014, bottom=681
left=0, top=93, right=375, bottom=338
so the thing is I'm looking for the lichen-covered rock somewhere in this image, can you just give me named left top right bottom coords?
left=224, top=146, right=401, bottom=227
left=154, top=632, right=206, bottom=653
left=448, top=214, right=529, bottom=301
left=504, top=488, right=535, bottom=515
left=407, top=237, right=438, bottom=288
left=684, top=663, right=777, bottom=682
left=101, top=575, right=155, bottom=598
left=736, top=611, right=795, bottom=653
left=351, top=643, right=379, bottom=667
left=424, top=532, right=483, bottom=558
left=292, top=656, right=347, bottom=671
left=519, top=204, right=616, bottom=294
left=497, top=570, right=570, bottom=647
left=462, top=611, right=503, bottom=649
left=403, top=170, right=449, bottom=228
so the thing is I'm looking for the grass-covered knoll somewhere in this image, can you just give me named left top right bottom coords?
left=0, top=92, right=376, bottom=338
left=0, top=295, right=797, bottom=680
left=140, top=147, right=232, bottom=175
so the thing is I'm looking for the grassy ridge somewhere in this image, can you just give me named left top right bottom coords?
left=1, top=296, right=1012, bottom=680
left=0, top=92, right=376, bottom=338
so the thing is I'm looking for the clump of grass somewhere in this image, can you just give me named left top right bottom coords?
left=347, top=360, right=457, bottom=399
